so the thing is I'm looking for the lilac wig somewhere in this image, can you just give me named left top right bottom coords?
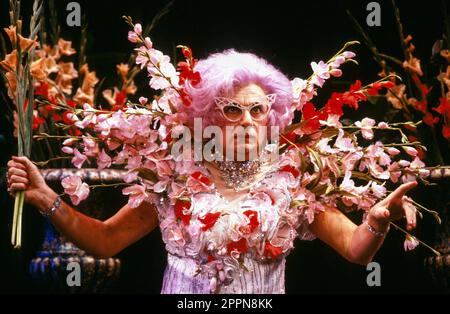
left=183, top=49, right=294, bottom=131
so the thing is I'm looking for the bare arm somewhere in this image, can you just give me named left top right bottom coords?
left=309, top=181, right=418, bottom=265
left=7, top=156, right=158, bottom=258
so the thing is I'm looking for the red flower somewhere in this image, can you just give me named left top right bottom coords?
left=52, top=113, right=62, bottom=123
left=349, top=79, right=362, bottom=92
left=323, top=93, right=344, bottom=117
left=411, top=99, right=428, bottom=114
left=381, top=81, right=395, bottom=89
left=207, top=254, right=215, bottom=263
left=243, top=210, right=259, bottom=233
left=68, top=127, right=82, bottom=136
left=279, top=165, right=300, bottom=178
left=423, top=112, right=439, bottom=127
left=366, top=82, right=382, bottom=96
left=174, top=199, right=192, bottom=225
left=442, top=125, right=450, bottom=140
left=35, top=82, right=49, bottom=97
left=178, top=61, right=201, bottom=87
left=302, top=102, right=322, bottom=133
left=340, top=80, right=366, bottom=110
left=434, top=97, right=450, bottom=116
left=191, top=171, right=212, bottom=186
left=227, top=238, right=248, bottom=255
left=181, top=46, right=192, bottom=59
left=66, top=100, right=77, bottom=108
left=412, top=75, right=432, bottom=97
left=198, top=212, right=221, bottom=231
left=63, top=112, right=75, bottom=125
left=264, top=242, right=283, bottom=259
left=114, top=90, right=127, bottom=108
left=32, top=115, right=45, bottom=130
left=163, top=130, right=174, bottom=144
left=417, top=148, right=426, bottom=160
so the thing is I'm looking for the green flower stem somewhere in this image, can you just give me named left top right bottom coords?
left=89, top=182, right=131, bottom=190
left=34, top=156, right=73, bottom=167
left=409, top=199, right=442, bottom=225
left=389, top=221, right=441, bottom=256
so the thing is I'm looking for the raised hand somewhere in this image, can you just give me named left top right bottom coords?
left=368, top=181, right=418, bottom=231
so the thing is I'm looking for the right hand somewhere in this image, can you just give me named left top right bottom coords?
left=6, top=156, right=52, bottom=207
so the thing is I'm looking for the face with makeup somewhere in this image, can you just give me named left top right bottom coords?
left=211, top=83, right=274, bottom=161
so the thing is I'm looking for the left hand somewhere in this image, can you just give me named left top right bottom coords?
left=368, top=181, right=418, bottom=231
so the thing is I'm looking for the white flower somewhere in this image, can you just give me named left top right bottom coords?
left=355, top=118, right=376, bottom=140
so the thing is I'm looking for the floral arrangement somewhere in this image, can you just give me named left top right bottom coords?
left=52, top=17, right=442, bottom=256
left=2, top=1, right=443, bottom=291
left=1, top=0, right=145, bottom=247
left=348, top=1, right=450, bottom=163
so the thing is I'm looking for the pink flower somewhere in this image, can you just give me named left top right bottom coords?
left=367, top=161, right=390, bottom=180
left=409, top=157, right=425, bottom=169
left=310, top=61, right=330, bottom=87
left=123, top=170, right=139, bottom=183
left=335, top=129, right=355, bottom=152
left=385, top=147, right=400, bottom=156
left=319, top=114, right=342, bottom=128
left=133, top=23, right=142, bottom=35
left=291, top=78, right=308, bottom=102
left=398, top=160, right=411, bottom=167
left=71, top=148, right=87, bottom=169
left=128, top=26, right=140, bottom=43
left=342, top=51, right=356, bottom=59
left=342, top=152, right=363, bottom=171
left=403, top=235, right=420, bottom=251
left=82, top=136, right=99, bottom=157
left=371, top=182, right=387, bottom=198
left=186, top=171, right=213, bottom=194
left=62, top=146, right=73, bottom=154
left=144, top=37, right=153, bottom=49
left=139, top=96, right=148, bottom=105
left=135, top=46, right=149, bottom=69
left=160, top=218, right=186, bottom=252
left=388, top=162, right=402, bottom=183
left=403, top=146, right=418, bottom=157
left=340, top=171, right=356, bottom=191
left=62, top=138, right=75, bottom=146
left=331, top=56, right=345, bottom=67
left=122, top=184, right=149, bottom=208
left=61, top=175, right=90, bottom=206
left=128, top=32, right=138, bottom=43
left=97, top=149, right=112, bottom=169
left=355, top=118, right=376, bottom=140
left=316, top=138, right=338, bottom=154
left=329, top=69, right=343, bottom=77
left=378, top=122, right=389, bottom=129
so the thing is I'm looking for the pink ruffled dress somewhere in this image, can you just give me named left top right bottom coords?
left=155, top=150, right=320, bottom=294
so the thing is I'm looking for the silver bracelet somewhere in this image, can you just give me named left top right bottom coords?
left=366, top=221, right=389, bottom=237
left=39, top=195, right=61, bottom=217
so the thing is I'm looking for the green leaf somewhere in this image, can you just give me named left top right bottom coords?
left=306, top=147, right=323, bottom=189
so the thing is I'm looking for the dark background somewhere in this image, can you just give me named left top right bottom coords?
left=0, top=0, right=448, bottom=294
